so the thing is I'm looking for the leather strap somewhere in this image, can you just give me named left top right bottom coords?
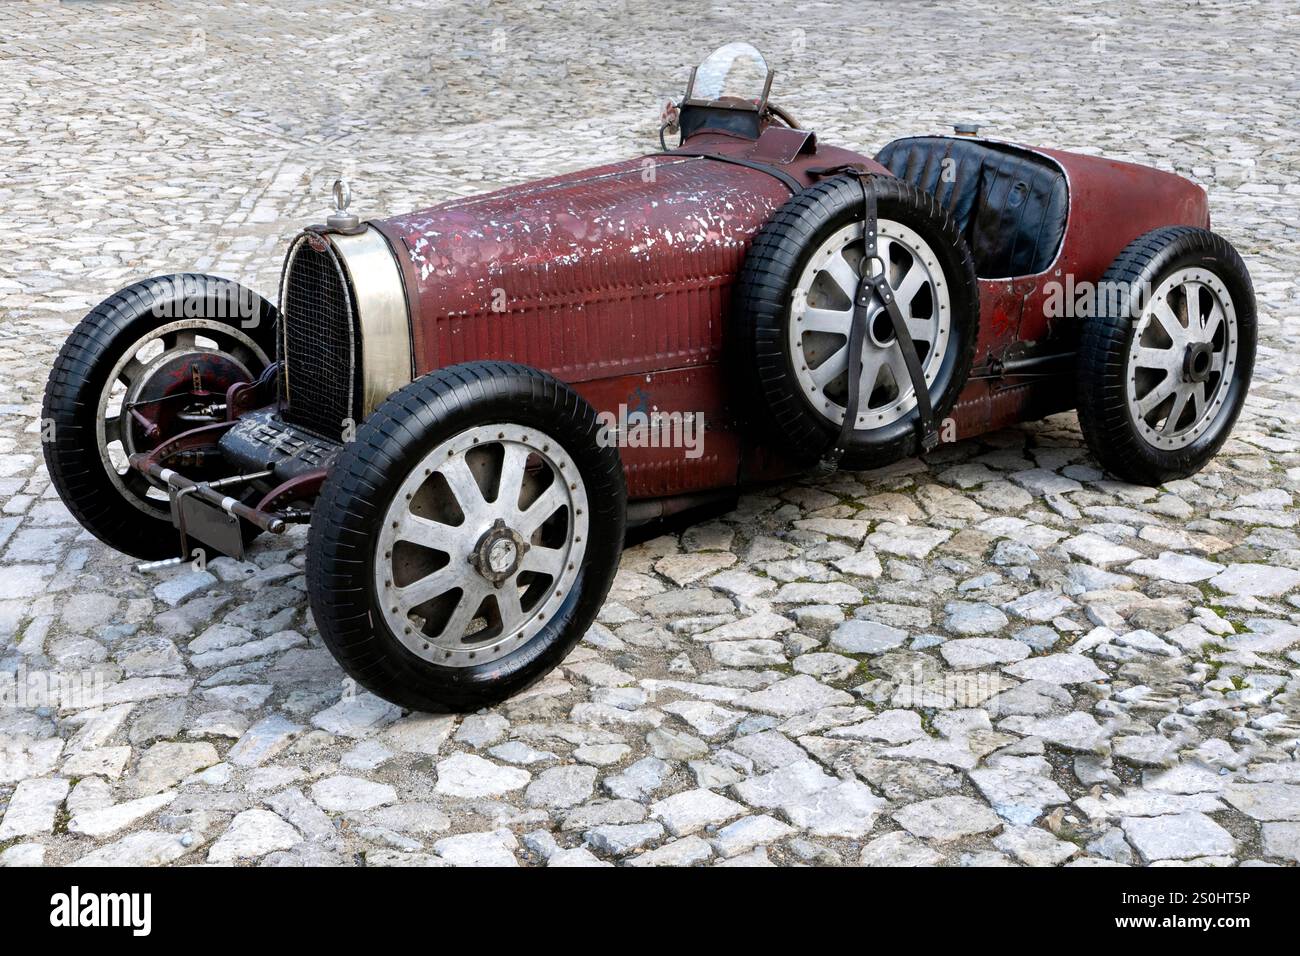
left=667, top=150, right=802, bottom=193
left=822, top=174, right=940, bottom=468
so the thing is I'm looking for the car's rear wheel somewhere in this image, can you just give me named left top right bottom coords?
left=306, top=361, right=626, bottom=712
left=42, top=274, right=277, bottom=559
left=1076, top=227, right=1256, bottom=486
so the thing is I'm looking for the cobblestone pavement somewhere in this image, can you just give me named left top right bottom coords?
left=2, top=0, right=1298, bottom=867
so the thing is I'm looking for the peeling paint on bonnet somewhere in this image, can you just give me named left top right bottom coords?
left=374, top=154, right=793, bottom=382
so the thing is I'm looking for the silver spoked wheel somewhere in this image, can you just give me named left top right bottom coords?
left=789, top=219, right=952, bottom=428
left=1126, top=267, right=1238, bottom=450
left=374, top=423, right=589, bottom=668
left=95, top=319, right=269, bottom=517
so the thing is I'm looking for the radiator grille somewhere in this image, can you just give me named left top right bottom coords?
left=278, top=234, right=358, bottom=439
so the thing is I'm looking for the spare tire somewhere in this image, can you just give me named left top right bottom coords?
left=733, top=175, right=978, bottom=469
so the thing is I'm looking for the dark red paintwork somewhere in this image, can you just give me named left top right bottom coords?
left=950, top=143, right=1208, bottom=439
left=372, top=126, right=1208, bottom=500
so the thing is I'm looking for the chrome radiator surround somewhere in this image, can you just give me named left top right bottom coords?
left=328, top=225, right=414, bottom=416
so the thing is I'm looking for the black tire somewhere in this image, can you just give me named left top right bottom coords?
left=1076, top=227, right=1256, bottom=486
left=732, top=174, right=978, bottom=469
left=306, top=361, right=627, bottom=713
left=42, top=274, right=278, bottom=559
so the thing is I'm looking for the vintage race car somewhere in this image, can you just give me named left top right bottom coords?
left=43, top=44, right=1255, bottom=711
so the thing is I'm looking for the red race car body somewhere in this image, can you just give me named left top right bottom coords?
left=360, top=127, right=1209, bottom=501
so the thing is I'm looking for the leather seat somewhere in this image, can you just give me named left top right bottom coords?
left=875, top=136, right=1068, bottom=279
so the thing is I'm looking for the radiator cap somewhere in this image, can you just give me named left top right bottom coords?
left=327, top=179, right=361, bottom=232
left=953, top=122, right=980, bottom=137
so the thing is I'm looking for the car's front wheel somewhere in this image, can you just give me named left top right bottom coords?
left=306, top=361, right=627, bottom=712
left=42, top=274, right=277, bottom=559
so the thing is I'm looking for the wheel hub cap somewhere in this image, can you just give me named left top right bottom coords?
left=472, top=519, right=529, bottom=585
left=1183, top=342, right=1213, bottom=383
